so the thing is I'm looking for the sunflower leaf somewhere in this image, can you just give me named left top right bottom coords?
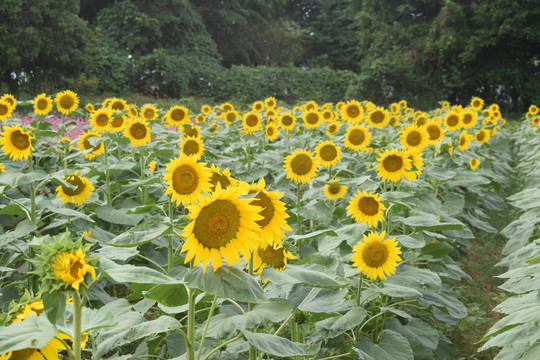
left=99, top=258, right=182, bottom=284
left=242, top=330, right=320, bottom=357
left=0, top=314, right=57, bottom=353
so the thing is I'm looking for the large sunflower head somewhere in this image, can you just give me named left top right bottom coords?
left=474, top=128, right=491, bottom=144
left=125, top=118, right=152, bottom=147
left=181, top=184, right=263, bottom=272
left=141, top=104, right=159, bottom=121
left=109, top=98, right=127, bottom=111
left=242, top=112, right=262, bottom=134
left=55, top=90, right=79, bottom=114
left=283, top=149, right=319, bottom=184
left=366, top=107, right=389, bottom=128
left=265, top=123, right=280, bottom=142
left=425, top=120, right=445, bottom=145
left=253, top=242, right=296, bottom=273
left=33, top=93, right=53, bottom=115
left=51, top=247, right=96, bottom=290
left=346, top=190, right=386, bottom=228
left=351, top=231, right=402, bottom=280
left=165, top=105, right=190, bottom=127
left=0, top=126, right=34, bottom=161
left=324, top=178, right=348, bottom=200
left=109, top=114, right=127, bottom=132
left=461, top=110, right=477, bottom=128
left=209, top=165, right=237, bottom=193
left=163, top=156, right=212, bottom=206
left=314, top=140, right=342, bottom=168
left=375, top=148, right=412, bottom=182
left=278, top=113, right=296, bottom=131
left=341, top=100, right=364, bottom=123
left=302, top=110, right=321, bottom=129
left=470, top=97, right=484, bottom=111
left=321, top=109, right=336, bottom=122
left=89, top=108, right=113, bottom=133
left=0, top=100, right=13, bottom=121
left=344, top=125, right=371, bottom=152
left=529, top=105, right=539, bottom=115
left=56, top=172, right=95, bottom=206
left=180, top=137, right=204, bottom=160
left=403, top=149, right=424, bottom=180
left=400, top=125, right=429, bottom=151
left=77, top=131, right=104, bottom=160
left=443, top=111, right=461, bottom=131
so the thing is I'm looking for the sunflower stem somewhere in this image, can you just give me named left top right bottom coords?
left=356, top=274, right=363, bottom=307
left=139, top=148, right=147, bottom=204
left=187, top=287, right=198, bottom=360
left=197, top=295, right=218, bottom=360
left=28, top=157, right=37, bottom=223
left=296, top=182, right=303, bottom=253
left=248, top=251, right=257, bottom=360
left=73, top=291, right=82, bottom=360
left=103, top=140, right=111, bottom=206
left=168, top=198, right=174, bottom=273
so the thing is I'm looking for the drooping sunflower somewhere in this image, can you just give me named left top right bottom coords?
left=125, top=118, right=152, bottom=147
left=181, top=184, right=263, bottom=272
left=54, top=90, right=79, bottom=114
left=253, top=242, right=296, bottom=273
left=242, top=112, right=262, bottom=134
left=0, top=126, right=34, bottom=160
left=0, top=100, right=13, bottom=121
left=109, top=98, right=127, bottom=112
left=443, top=111, right=461, bottom=131
left=180, top=137, right=204, bottom=160
left=375, top=148, right=412, bottom=182
left=347, top=190, right=386, bottom=228
left=341, top=100, right=364, bottom=123
left=457, top=130, right=473, bottom=151
left=148, top=160, right=157, bottom=173
left=344, top=125, right=371, bottom=152
left=266, top=123, right=280, bottom=141
left=163, top=156, right=212, bottom=206
left=283, top=149, right=319, bottom=184
left=278, top=113, right=296, bottom=131
left=264, top=97, right=277, bottom=109
left=469, top=158, right=480, bottom=170
left=52, top=247, right=96, bottom=290
left=141, top=104, right=159, bottom=121
left=403, top=149, right=424, bottom=181
left=470, top=97, right=484, bottom=111
left=474, top=128, right=491, bottom=144
left=314, top=140, right=342, bottom=167
left=77, top=131, right=104, bottom=160
left=33, top=93, right=53, bottom=115
left=89, top=108, right=113, bottom=133
left=208, top=165, right=237, bottom=193
left=400, top=125, right=429, bottom=151
left=164, top=105, right=190, bottom=128
left=425, top=120, right=445, bottom=145
left=224, top=110, right=240, bottom=125
left=324, top=178, right=348, bottom=200
left=56, top=172, right=95, bottom=206
left=302, top=110, right=321, bottom=129
left=109, top=114, right=127, bottom=132
left=326, top=122, right=340, bottom=137
left=127, top=105, right=138, bottom=118
left=351, top=231, right=402, bottom=280
left=366, top=107, right=389, bottom=128
left=461, top=110, right=477, bottom=128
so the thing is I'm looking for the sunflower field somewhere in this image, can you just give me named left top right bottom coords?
left=0, top=91, right=538, bottom=360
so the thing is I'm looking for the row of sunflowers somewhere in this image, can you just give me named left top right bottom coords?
left=0, top=90, right=530, bottom=359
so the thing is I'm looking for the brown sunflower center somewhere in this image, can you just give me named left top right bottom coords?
left=172, top=165, right=199, bottom=195
left=96, top=113, right=109, bottom=127
left=184, top=127, right=199, bottom=138
left=246, top=114, right=259, bottom=127
left=382, top=155, right=403, bottom=172
left=476, top=131, right=485, bottom=141
left=319, top=144, right=338, bottom=162
left=171, top=109, right=185, bottom=122
left=59, top=94, right=75, bottom=110
left=472, top=100, right=481, bottom=108
left=9, top=348, right=38, bottom=360
left=193, top=200, right=240, bottom=248
left=459, top=135, right=466, bottom=146
left=144, top=109, right=155, bottom=119
left=255, top=104, right=263, bottom=111
left=83, top=136, right=102, bottom=151
left=37, top=98, right=49, bottom=110
left=281, top=115, right=293, bottom=126
left=362, top=242, right=389, bottom=267
left=62, top=175, right=85, bottom=196
left=371, top=111, right=384, bottom=124
left=416, top=117, right=426, bottom=126
left=249, top=190, right=275, bottom=228
left=111, top=116, right=124, bottom=128
left=111, top=101, right=124, bottom=111
left=0, top=103, right=8, bottom=115
left=209, top=171, right=231, bottom=192
left=306, top=112, right=319, bottom=124
left=358, top=196, right=379, bottom=216
left=347, top=105, right=360, bottom=118
left=463, top=114, right=472, bottom=124
left=267, top=127, right=274, bottom=136
left=323, top=111, right=332, bottom=120
left=426, top=125, right=441, bottom=140
left=70, top=258, right=84, bottom=278
left=10, top=130, right=30, bottom=150
left=266, top=100, right=275, bottom=107
left=226, top=112, right=237, bottom=123
left=406, top=130, right=422, bottom=146
left=290, top=154, right=313, bottom=175
left=446, top=115, right=459, bottom=127
left=130, top=123, right=147, bottom=140
left=257, top=246, right=286, bottom=269
left=327, top=184, right=342, bottom=195
left=183, top=140, right=200, bottom=156
left=348, top=129, right=366, bottom=145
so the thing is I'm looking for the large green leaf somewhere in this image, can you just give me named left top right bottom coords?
left=100, top=258, right=181, bottom=284
left=386, top=266, right=442, bottom=293
left=298, top=288, right=350, bottom=313
left=396, top=213, right=466, bottom=231
left=0, top=314, right=57, bottom=353
left=354, top=329, right=414, bottom=360
left=261, top=264, right=348, bottom=288
left=95, top=205, right=145, bottom=225
left=316, top=307, right=367, bottom=341
left=0, top=170, right=48, bottom=188
left=242, top=330, right=319, bottom=357
left=384, top=318, right=439, bottom=355
left=44, top=204, right=95, bottom=223
left=107, top=216, right=172, bottom=247
left=144, top=284, right=189, bottom=307
left=0, top=220, right=37, bottom=246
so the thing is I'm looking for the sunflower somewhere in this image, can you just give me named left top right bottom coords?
left=474, top=128, right=491, bottom=144
left=56, top=172, right=95, bottom=206
left=264, top=97, right=277, bottom=109
left=141, top=104, right=159, bottom=121
left=253, top=243, right=296, bottom=273
left=0, top=126, right=34, bottom=160
left=366, top=107, right=389, bottom=128
left=89, top=108, right=113, bottom=133
left=326, top=122, right=340, bottom=137
left=165, top=105, right=190, bottom=127
left=321, top=109, right=335, bottom=123
left=528, top=104, right=538, bottom=115
left=0, top=163, right=4, bottom=172
left=443, top=111, right=461, bottom=131
left=347, top=190, right=386, bottom=228
left=375, top=148, right=412, bottom=182
left=489, top=103, right=499, bottom=112
left=241, top=111, right=262, bottom=134
left=180, top=124, right=201, bottom=139
left=400, top=125, right=429, bottom=151
left=33, top=93, right=53, bottom=115
left=441, top=101, right=450, bottom=110
left=181, top=184, right=263, bottom=272
left=283, top=149, right=319, bottom=184
left=0, top=100, right=14, bottom=121
left=469, top=158, right=480, bottom=170
left=222, top=102, right=234, bottom=112
left=0, top=93, right=16, bottom=109
left=266, top=123, right=280, bottom=141
left=180, top=137, right=204, bottom=160
left=77, top=131, right=104, bottom=160
left=470, top=97, right=484, bottom=111
left=351, top=231, right=402, bottom=280
left=414, top=113, right=428, bottom=127
left=163, top=156, right=212, bottom=206
left=85, top=103, right=94, bottom=113
left=457, top=130, right=472, bottom=151
left=54, top=90, right=79, bottom=114
left=344, top=125, right=371, bottom=152
left=302, top=110, right=321, bottom=129
left=341, top=100, right=364, bottom=123
left=249, top=101, right=264, bottom=113
left=425, top=120, right=445, bottom=145
left=109, top=98, right=127, bottom=111
left=208, top=122, right=220, bottom=135
left=390, top=102, right=400, bottom=114
left=148, top=160, right=157, bottom=173
left=124, top=118, right=152, bottom=147
left=314, top=140, right=342, bottom=167
left=201, top=104, right=212, bottom=115
left=461, top=110, right=477, bottom=128
left=324, top=178, right=347, bottom=200
left=278, top=113, right=296, bottom=131
left=403, top=149, right=424, bottom=180
left=109, top=114, right=127, bottom=132
left=224, top=110, right=240, bottom=125
left=303, top=100, right=319, bottom=112
left=52, top=247, right=96, bottom=290
left=209, top=165, right=237, bottom=193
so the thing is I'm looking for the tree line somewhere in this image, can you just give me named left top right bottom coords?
left=1, top=0, right=538, bottom=111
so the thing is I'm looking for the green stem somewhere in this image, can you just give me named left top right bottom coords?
left=103, top=141, right=111, bottom=206
left=296, top=182, right=302, bottom=254
left=73, top=291, right=82, bottom=360
left=54, top=335, right=76, bottom=360
left=187, top=287, right=197, bottom=360
left=140, top=149, right=147, bottom=204
left=356, top=274, right=363, bottom=307
left=202, top=333, right=243, bottom=360
left=248, top=252, right=257, bottom=360
left=168, top=199, right=174, bottom=273
left=28, top=157, right=36, bottom=223
left=197, top=295, right=218, bottom=360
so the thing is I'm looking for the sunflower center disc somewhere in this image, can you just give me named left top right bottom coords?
left=185, top=127, right=198, bottom=137
left=226, top=113, right=236, bottom=122
left=11, top=130, right=30, bottom=150
left=447, top=115, right=458, bottom=127
left=290, top=154, right=313, bottom=175
left=83, top=136, right=102, bottom=151
left=427, top=125, right=440, bottom=140
left=383, top=155, right=403, bottom=172
left=328, top=124, right=337, bottom=133
left=406, top=131, right=421, bottom=146
left=249, top=191, right=275, bottom=227
left=459, top=136, right=466, bottom=146
left=371, top=111, right=384, bottom=123
left=111, top=117, right=124, bottom=128
left=96, top=114, right=109, bottom=126
left=246, top=115, right=259, bottom=127
left=328, top=184, right=341, bottom=194
left=70, top=259, right=84, bottom=278
left=37, top=99, right=48, bottom=110
left=281, top=116, right=293, bottom=126
left=130, top=123, right=147, bottom=140
left=267, top=127, right=274, bottom=136
left=473, top=100, right=481, bottom=108
left=362, top=242, right=389, bottom=267
left=258, top=246, right=286, bottom=269
left=193, top=200, right=240, bottom=248
left=306, top=113, right=318, bottom=124
left=171, top=109, right=185, bottom=122
left=59, top=94, right=74, bottom=109
left=358, top=196, right=379, bottom=216
left=320, top=145, right=337, bottom=161
left=112, top=102, right=124, bottom=111
left=209, top=172, right=231, bottom=192
left=172, top=165, right=199, bottom=195
left=144, top=109, right=154, bottom=119
left=347, top=105, right=360, bottom=118
left=183, top=140, right=200, bottom=156
left=62, top=175, right=85, bottom=196
left=416, top=117, right=426, bottom=126
left=349, top=129, right=365, bottom=145
left=0, top=104, right=7, bottom=115
left=463, top=114, right=472, bottom=124
left=476, top=132, right=485, bottom=141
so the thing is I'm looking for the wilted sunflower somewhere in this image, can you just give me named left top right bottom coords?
left=0, top=126, right=34, bottom=160
left=180, top=137, right=204, bottom=160
left=283, top=149, right=319, bottom=184
left=314, top=140, right=342, bottom=167
left=264, top=97, right=277, bottom=109
left=400, top=125, right=429, bottom=151
left=403, top=149, right=424, bottom=181
left=247, top=178, right=293, bottom=247
left=77, top=131, right=104, bottom=160
left=278, top=113, right=296, bottom=131
left=474, top=128, right=491, bottom=144
left=344, top=125, right=371, bottom=152
left=302, top=110, right=321, bottom=129
left=0, top=100, right=13, bottom=121
left=125, top=118, right=152, bottom=147
left=33, top=93, right=53, bottom=115
left=55, top=90, right=79, bottom=114
left=163, top=156, right=212, bottom=206
left=461, top=110, right=477, bottom=128
left=351, top=231, right=402, bottom=280
left=375, top=148, right=412, bottom=182
left=347, top=190, right=386, bottom=228
left=366, top=107, right=389, bottom=128
left=56, top=172, right=94, bottom=205
left=326, top=122, right=340, bottom=137
left=89, top=108, right=113, bottom=133
left=425, top=120, right=445, bottom=145
left=165, top=105, right=190, bottom=128
left=224, top=110, right=240, bottom=125
left=242, top=112, right=262, bottom=134
left=208, top=165, right=237, bottom=193
left=457, top=130, right=473, bottom=151
left=52, top=247, right=96, bottom=290
left=181, top=184, right=263, bottom=272
left=443, top=111, right=461, bottom=131
left=470, top=97, right=484, bottom=111
left=85, top=103, right=94, bottom=113
left=469, top=158, right=480, bottom=170
left=324, top=178, right=347, bottom=200
left=341, top=100, right=363, bottom=123
left=266, top=123, right=280, bottom=141
left=141, top=104, right=159, bottom=121
left=253, top=243, right=296, bottom=273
